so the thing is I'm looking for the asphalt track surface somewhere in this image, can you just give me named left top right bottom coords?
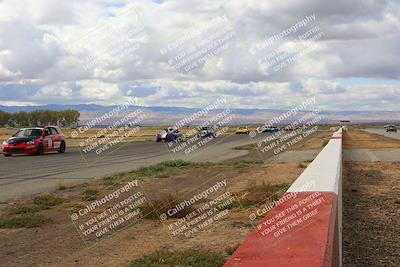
left=0, top=132, right=288, bottom=201
left=362, top=128, right=400, bottom=140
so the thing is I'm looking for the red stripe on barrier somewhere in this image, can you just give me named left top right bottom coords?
left=225, top=192, right=338, bottom=267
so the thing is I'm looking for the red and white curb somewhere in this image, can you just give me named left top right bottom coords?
left=225, top=128, right=343, bottom=267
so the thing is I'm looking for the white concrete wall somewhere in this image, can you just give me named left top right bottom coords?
left=287, top=128, right=342, bottom=194
left=287, top=127, right=343, bottom=266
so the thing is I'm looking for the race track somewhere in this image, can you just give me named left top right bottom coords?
left=0, top=132, right=280, bottom=201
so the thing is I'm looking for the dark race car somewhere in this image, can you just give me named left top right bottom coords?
left=155, top=127, right=183, bottom=142
left=385, top=125, right=397, bottom=132
left=262, top=126, right=280, bottom=133
left=197, top=126, right=216, bottom=138
left=1, top=126, right=66, bottom=157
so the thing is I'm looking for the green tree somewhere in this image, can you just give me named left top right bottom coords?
left=0, top=110, right=11, bottom=126
left=62, top=109, right=80, bottom=126
left=0, top=109, right=80, bottom=127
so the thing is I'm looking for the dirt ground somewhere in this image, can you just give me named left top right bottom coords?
left=291, top=127, right=336, bottom=150
left=234, top=127, right=332, bottom=162
left=343, top=162, right=400, bottom=267
left=343, top=129, right=400, bottom=266
left=343, top=129, right=400, bottom=149
left=0, top=161, right=305, bottom=267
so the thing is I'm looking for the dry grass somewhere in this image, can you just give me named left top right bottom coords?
left=0, top=128, right=16, bottom=141
left=0, top=193, right=62, bottom=229
left=0, top=213, right=51, bottom=228
left=130, top=248, right=227, bottom=267
left=0, top=160, right=304, bottom=267
left=291, top=129, right=333, bottom=150
left=232, top=180, right=290, bottom=208
left=140, top=194, right=196, bottom=220
left=344, top=130, right=400, bottom=149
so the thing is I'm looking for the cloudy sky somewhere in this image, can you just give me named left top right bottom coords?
left=0, top=0, right=399, bottom=111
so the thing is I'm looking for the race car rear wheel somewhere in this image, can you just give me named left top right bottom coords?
left=3, top=154, right=11, bottom=157
left=58, top=141, right=66, bottom=153
left=37, top=143, right=44, bottom=155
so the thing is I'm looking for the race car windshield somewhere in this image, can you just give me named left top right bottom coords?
left=14, top=129, right=43, bottom=138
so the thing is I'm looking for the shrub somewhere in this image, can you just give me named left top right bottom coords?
left=130, top=249, right=226, bottom=267
left=82, top=189, right=99, bottom=201
left=0, top=213, right=51, bottom=228
left=33, top=194, right=63, bottom=208
left=140, top=194, right=195, bottom=220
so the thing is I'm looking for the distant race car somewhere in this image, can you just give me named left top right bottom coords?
left=197, top=126, right=216, bottom=138
left=386, top=125, right=397, bottom=132
left=262, top=126, right=280, bottom=133
left=283, top=126, right=301, bottom=132
left=156, top=127, right=183, bottom=142
left=1, top=126, right=66, bottom=157
left=235, top=126, right=250, bottom=134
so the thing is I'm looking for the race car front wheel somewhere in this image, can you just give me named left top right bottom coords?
left=58, top=141, right=66, bottom=153
left=37, top=143, right=44, bottom=155
left=3, top=154, right=11, bottom=157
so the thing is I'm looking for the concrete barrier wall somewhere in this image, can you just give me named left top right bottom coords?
left=225, top=128, right=343, bottom=267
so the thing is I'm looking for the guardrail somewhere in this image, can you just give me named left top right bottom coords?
left=225, top=128, right=343, bottom=267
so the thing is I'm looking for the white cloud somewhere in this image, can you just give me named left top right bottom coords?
left=0, top=0, right=399, bottom=110
left=77, top=80, right=122, bottom=103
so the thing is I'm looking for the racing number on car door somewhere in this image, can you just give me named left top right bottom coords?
left=44, top=128, right=53, bottom=150
left=50, top=127, right=61, bottom=149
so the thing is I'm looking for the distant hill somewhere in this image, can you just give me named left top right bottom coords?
left=0, top=104, right=108, bottom=113
left=1, top=104, right=399, bottom=124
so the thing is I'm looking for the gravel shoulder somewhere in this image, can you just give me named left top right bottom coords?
left=344, top=149, right=400, bottom=162
left=362, top=128, right=400, bottom=141
left=343, top=129, right=400, bottom=266
left=344, top=129, right=400, bottom=149
left=343, top=162, right=400, bottom=267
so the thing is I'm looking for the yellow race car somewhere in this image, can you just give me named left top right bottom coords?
left=236, top=126, right=250, bottom=134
